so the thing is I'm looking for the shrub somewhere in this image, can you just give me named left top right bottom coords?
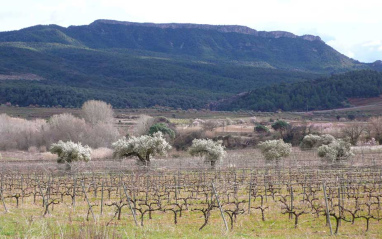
left=282, top=124, right=309, bottom=146
left=369, top=117, right=382, bottom=144
left=149, top=123, right=175, bottom=139
left=188, top=139, right=226, bottom=167
left=317, top=139, right=353, bottom=161
left=347, top=114, right=356, bottom=121
left=271, top=120, right=290, bottom=138
left=47, top=113, right=88, bottom=144
left=112, top=132, right=171, bottom=165
left=0, top=114, right=47, bottom=150
left=255, top=125, right=269, bottom=134
left=91, top=147, right=113, bottom=159
left=173, top=129, right=203, bottom=151
left=134, top=115, right=155, bottom=136
left=300, top=134, right=322, bottom=150
left=86, top=122, right=120, bottom=148
left=258, top=139, right=291, bottom=160
left=320, top=134, right=336, bottom=145
left=300, top=134, right=335, bottom=150
left=340, top=123, right=367, bottom=145
left=202, top=120, right=219, bottom=131
left=272, top=120, right=289, bottom=130
left=50, top=141, right=92, bottom=170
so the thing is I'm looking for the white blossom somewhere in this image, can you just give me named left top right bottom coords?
left=317, top=138, right=353, bottom=161
left=112, top=132, right=171, bottom=163
left=188, top=139, right=226, bottom=165
left=258, top=139, right=291, bottom=160
left=300, top=134, right=335, bottom=150
left=50, top=140, right=92, bottom=164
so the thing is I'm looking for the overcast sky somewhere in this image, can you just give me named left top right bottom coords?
left=1, top=0, right=381, bottom=62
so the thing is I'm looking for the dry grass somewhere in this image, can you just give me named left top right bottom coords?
left=91, top=147, right=114, bottom=160
left=352, top=145, right=382, bottom=154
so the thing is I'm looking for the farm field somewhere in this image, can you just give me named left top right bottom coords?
left=1, top=105, right=382, bottom=238
left=1, top=148, right=382, bottom=238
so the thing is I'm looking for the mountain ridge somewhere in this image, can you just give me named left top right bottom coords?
left=0, top=20, right=379, bottom=109
left=90, top=19, right=323, bottom=42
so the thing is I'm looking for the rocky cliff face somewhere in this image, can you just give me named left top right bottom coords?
left=91, top=19, right=322, bottom=42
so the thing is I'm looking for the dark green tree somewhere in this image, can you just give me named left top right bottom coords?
left=255, top=125, right=269, bottom=134
left=148, top=123, right=175, bottom=139
left=272, top=120, right=290, bottom=138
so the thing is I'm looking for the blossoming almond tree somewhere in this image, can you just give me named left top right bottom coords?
left=50, top=140, right=92, bottom=170
left=317, top=139, right=354, bottom=161
left=112, top=132, right=171, bottom=166
left=258, top=139, right=291, bottom=160
left=299, top=134, right=335, bottom=150
left=188, top=139, right=226, bottom=168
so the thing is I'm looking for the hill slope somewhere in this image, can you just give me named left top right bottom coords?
left=211, top=70, right=382, bottom=111
left=0, top=20, right=377, bottom=109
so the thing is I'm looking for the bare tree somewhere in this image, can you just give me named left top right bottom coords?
left=202, top=120, right=219, bottom=132
left=134, top=115, right=155, bottom=136
left=340, top=122, right=367, bottom=145
left=82, top=100, right=114, bottom=125
left=47, top=113, right=89, bottom=144
left=368, top=117, right=382, bottom=144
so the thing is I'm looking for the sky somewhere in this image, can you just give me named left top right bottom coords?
left=1, top=0, right=381, bottom=63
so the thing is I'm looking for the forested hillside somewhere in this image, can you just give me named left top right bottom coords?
left=212, top=70, right=382, bottom=111
left=0, top=20, right=378, bottom=109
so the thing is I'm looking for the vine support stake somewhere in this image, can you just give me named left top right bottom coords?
left=323, top=183, right=333, bottom=236
left=100, top=181, right=104, bottom=216
left=122, top=182, right=139, bottom=227
left=0, top=188, right=8, bottom=213
left=81, top=181, right=96, bottom=221
left=212, top=183, right=229, bottom=233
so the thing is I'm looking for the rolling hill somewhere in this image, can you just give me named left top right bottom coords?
left=0, top=20, right=378, bottom=109
left=211, top=70, right=382, bottom=112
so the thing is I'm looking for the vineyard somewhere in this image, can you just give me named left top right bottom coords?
left=1, top=150, right=382, bottom=238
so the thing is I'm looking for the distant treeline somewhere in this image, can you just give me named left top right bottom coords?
left=0, top=81, right=222, bottom=109
left=214, top=70, right=382, bottom=111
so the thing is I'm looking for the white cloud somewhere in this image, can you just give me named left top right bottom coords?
left=346, top=51, right=355, bottom=59
left=363, top=40, right=382, bottom=47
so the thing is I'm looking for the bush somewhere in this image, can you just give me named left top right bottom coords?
left=347, top=114, right=356, bottom=121
left=149, top=123, right=175, bottom=139
left=320, top=134, right=336, bottom=145
left=86, top=122, right=120, bottom=148
left=47, top=113, right=89, bottom=144
left=255, top=125, right=269, bottom=134
left=258, top=139, right=291, bottom=160
left=48, top=113, right=120, bottom=148
left=173, top=130, right=203, bottom=151
left=271, top=120, right=289, bottom=131
left=202, top=120, right=219, bottom=131
left=282, top=124, right=310, bottom=146
left=134, top=115, right=155, bottom=136
left=50, top=141, right=92, bottom=170
left=0, top=113, right=120, bottom=151
left=317, top=139, right=353, bottom=161
left=271, top=120, right=290, bottom=138
left=300, top=134, right=335, bottom=150
left=91, top=147, right=113, bottom=159
left=188, top=139, right=226, bottom=167
left=0, top=114, right=47, bottom=150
